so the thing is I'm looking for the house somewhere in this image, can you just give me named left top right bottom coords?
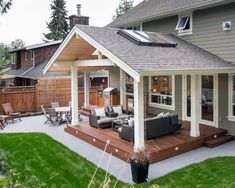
left=2, top=4, right=108, bottom=89
left=107, top=0, right=235, bottom=136
left=43, top=24, right=235, bottom=156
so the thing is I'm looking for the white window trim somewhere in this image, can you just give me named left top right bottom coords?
left=25, top=52, right=28, bottom=61
left=11, top=53, right=16, bottom=64
left=125, top=25, right=141, bottom=31
left=148, top=75, right=175, bottom=111
left=176, top=13, right=193, bottom=36
left=30, top=51, right=34, bottom=61
left=228, top=74, right=235, bottom=121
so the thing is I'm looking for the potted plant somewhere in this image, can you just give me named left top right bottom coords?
left=130, top=150, right=150, bottom=184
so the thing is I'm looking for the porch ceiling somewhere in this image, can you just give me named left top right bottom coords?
left=46, top=35, right=113, bottom=73
left=56, top=36, right=96, bottom=62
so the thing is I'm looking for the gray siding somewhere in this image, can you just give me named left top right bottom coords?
left=108, top=67, right=120, bottom=89
left=143, top=3, right=235, bottom=63
left=218, top=74, right=235, bottom=135
left=145, top=75, right=182, bottom=117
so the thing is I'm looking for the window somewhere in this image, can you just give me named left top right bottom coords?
left=25, top=52, right=29, bottom=61
left=11, top=53, right=16, bottom=64
left=126, top=25, right=140, bottom=31
left=176, top=14, right=192, bottom=36
left=149, top=75, right=175, bottom=110
left=228, top=75, right=235, bottom=121
left=30, top=51, right=34, bottom=61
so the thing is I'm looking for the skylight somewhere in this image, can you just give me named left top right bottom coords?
left=117, top=30, right=177, bottom=47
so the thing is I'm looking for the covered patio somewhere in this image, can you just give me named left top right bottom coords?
left=43, top=25, right=235, bottom=160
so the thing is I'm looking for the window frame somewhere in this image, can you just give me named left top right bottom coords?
left=148, top=75, right=175, bottom=111
left=30, top=51, right=34, bottom=61
left=176, top=13, right=193, bottom=36
left=25, top=51, right=29, bottom=61
left=11, top=53, right=16, bottom=64
left=228, top=74, right=235, bottom=121
left=125, top=24, right=141, bottom=31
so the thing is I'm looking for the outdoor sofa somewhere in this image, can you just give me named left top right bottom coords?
left=89, top=105, right=133, bottom=129
left=89, top=107, right=116, bottom=129
left=119, top=114, right=182, bottom=142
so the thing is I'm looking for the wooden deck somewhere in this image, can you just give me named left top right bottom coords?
left=65, top=122, right=232, bottom=164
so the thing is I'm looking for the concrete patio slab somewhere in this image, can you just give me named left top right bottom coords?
left=0, top=115, right=235, bottom=184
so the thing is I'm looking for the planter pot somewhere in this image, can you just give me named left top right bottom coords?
left=130, top=159, right=149, bottom=184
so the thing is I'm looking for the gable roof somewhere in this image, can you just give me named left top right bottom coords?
left=108, top=0, right=234, bottom=27
left=44, top=25, right=235, bottom=81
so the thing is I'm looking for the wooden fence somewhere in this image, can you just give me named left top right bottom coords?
left=0, top=78, right=105, bottom=113
left=0, top=86, right=37, bottom=113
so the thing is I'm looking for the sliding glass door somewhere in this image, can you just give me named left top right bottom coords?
left=182, top=74, right=218, bottom=127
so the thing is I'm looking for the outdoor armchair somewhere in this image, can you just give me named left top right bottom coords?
left=2, top=103, right=21, bottom=123
left=89, top=107, right=116, bottom=129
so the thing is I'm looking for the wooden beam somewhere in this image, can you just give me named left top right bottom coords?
left=75, top=59, right=114, bottom=67
left=54, top=59, right=114, bottom=67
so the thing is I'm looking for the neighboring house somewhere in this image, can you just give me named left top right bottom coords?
left=43, top=25, right=235, bottom=152
left=3, top=40, right=63, bottom=86
left=107, top=0, right=235, bottom=135
left=2, top=4, right=108, bottom=89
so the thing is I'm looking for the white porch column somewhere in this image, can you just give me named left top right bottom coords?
left=84, top=72, right=90, bottom=107
left=134, top=76, right=145, bottom=152
left=120, top=69, right=126, bottom=109
left=190, top=74, right=200, bottom=137
left=71, top=65, right=79, bottom=125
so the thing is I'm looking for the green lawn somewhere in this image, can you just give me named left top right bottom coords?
left=0, top=133, right=234, bottom=188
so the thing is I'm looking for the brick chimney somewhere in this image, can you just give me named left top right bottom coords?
left=69, top=4, right=89, bottom=29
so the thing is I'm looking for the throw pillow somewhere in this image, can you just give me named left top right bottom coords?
left=94, top=108, right=106, bottom=118
left=113, top=105, right=123, bottom=115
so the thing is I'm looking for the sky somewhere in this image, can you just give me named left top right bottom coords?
left=0, top=0, right=143, bottom=46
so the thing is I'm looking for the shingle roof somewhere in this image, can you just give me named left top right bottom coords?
left=76, top=25, right=235, bottom=72
left=108, top=0, right=232, bottom=27
left=6, top=68, right=30, bottom=77
left=5, top=61, right=70, bottom=79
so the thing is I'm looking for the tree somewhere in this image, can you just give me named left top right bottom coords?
left=10, top=39, right=25, bottom=50
left=0, top=0, right=12, bottom=14
left=43, top=0, right=69, bottom=41
left=113, top=0, right=133, bottom=19
left=0, top=43, right=11, bottom=67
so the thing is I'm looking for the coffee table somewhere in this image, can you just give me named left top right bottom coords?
left=112, top=119, right=128, bottom=132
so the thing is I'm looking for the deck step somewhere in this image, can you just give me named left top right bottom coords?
left=205, top=135, right=234, bottom=148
